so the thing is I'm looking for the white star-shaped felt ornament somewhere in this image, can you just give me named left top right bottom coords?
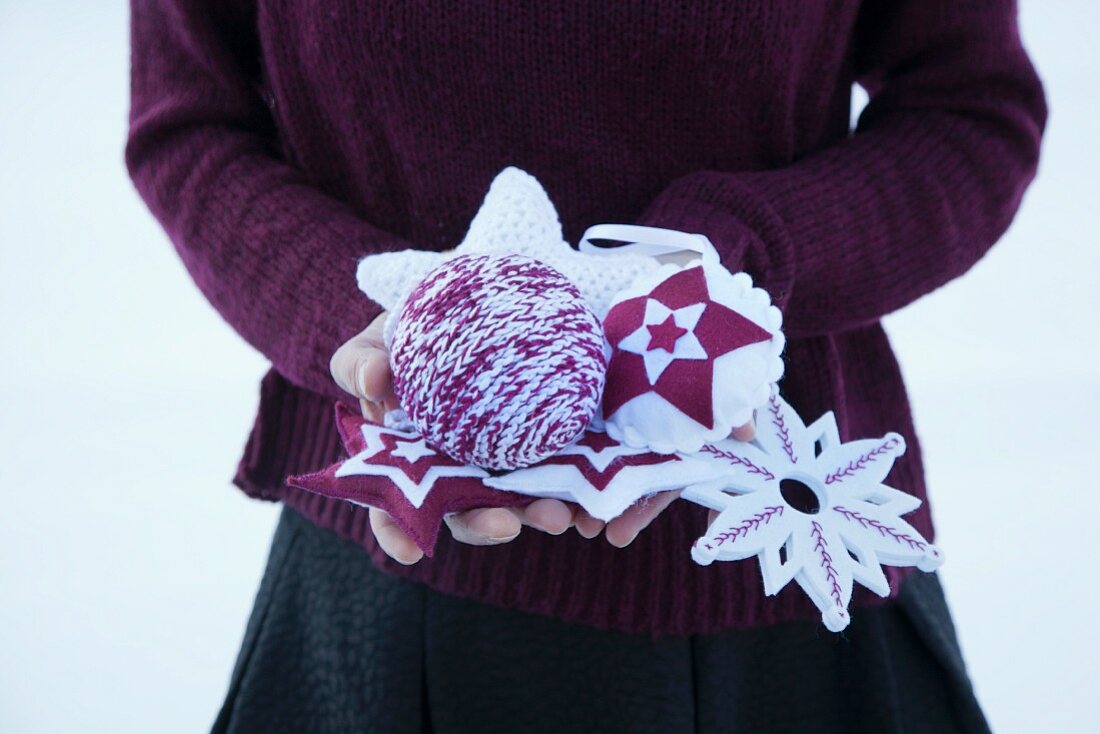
left=617, top=299, right=707, bottom=383
left=356, top=166, right=661, bottom=345
left=681, top=390, right=942, bottom=632
left=335, top=422, right=489, bottom=508
left=485, top=429, right=725, bottom=521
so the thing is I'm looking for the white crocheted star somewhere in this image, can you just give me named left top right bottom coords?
left=356, top=166, right=660, bottom=344
left=681, top=390, right=942, bottom=632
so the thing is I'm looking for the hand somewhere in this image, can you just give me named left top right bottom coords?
left=330, top=312, right=581, bottom=565
left=601, top=420, right=756, bottom=547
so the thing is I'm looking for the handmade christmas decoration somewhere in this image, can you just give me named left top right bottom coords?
left=357, top=166, right=660, bottom=331
left=389, top=252, right=606, bottom=469
left=597, top=251, right=785, bottom=454
left=683, top=391, right=942, bottom=632
left=287, top=165, right=943, bottom=631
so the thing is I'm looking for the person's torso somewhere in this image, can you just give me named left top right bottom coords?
left=255, top=1, right=862, bottom=248
left=236, top=1, right=933, bottom=635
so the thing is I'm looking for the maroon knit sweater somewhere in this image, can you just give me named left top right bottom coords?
left=126, top=1, right=1046, bottom=636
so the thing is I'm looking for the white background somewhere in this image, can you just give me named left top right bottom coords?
left=1, top=1, right=1097, bottom=731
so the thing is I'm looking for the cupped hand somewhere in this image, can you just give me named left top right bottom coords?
left=330, top=311, right=581, bottom=565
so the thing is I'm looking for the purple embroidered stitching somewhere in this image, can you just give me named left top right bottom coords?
left=703, top=506, right=784, bottom=550
left=810, top=520, right=844, bottom=607
left=699, top=444, right=776, bottom=480
left=823, top=437, right=900, bottom=485
left=833, top=506, right=927, bottom=550
left=768, top=396, right=797, bottom=464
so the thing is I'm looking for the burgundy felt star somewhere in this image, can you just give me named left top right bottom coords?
left=288, top=403, right=531, bottom=555
left=602, top=267, right=773, bottom=428
left=646, top=314, right=688, bottom=352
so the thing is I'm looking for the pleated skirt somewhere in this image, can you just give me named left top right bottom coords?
left=212, top=507, right=990, bottom=734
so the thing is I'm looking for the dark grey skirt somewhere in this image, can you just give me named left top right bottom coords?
left=212, top=507, right=990, bottom=734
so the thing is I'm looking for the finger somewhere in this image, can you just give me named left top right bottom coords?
left=445, top=507, right=522, bottom=545
left=605, top=490, right=681, bottom=548
left=574, top=508, right=606, bottom=539
left=330, top=313, right=393, bottom=401
left=369, top=507, right=424, bottom=565
left=358, top=349, right=393, bottom=401
left=332, top=341, right=392, bottom=400
left=514, top=498, right=574, bottom=535
left=708, top=509, right=718, bottom=524
left=731, top=419, right=756, bottom=442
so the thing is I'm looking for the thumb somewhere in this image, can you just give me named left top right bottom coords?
left=330, top=312, right=393, bottom=401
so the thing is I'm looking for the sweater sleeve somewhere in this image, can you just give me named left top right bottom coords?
left=125, top=0, right=416, bottom=401
left=635, top=0, right=1047, bottom=338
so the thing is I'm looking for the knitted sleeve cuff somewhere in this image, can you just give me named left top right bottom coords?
left=634, top=172, right=796, bottom=313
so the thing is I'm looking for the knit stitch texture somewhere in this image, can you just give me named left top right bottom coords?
left=126, top=0, right=1046, bottom=635
left=391, top=253, right=606, bottom=469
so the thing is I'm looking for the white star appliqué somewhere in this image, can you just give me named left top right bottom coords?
left=681, top=390, right=942, bottom=632
left=616, top=300, right=707, bottom=384
left=387, top=436, right=437, bottom=464
left=335, top=423, right=488, bottom=508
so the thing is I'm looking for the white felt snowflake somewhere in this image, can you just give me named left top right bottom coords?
left=682, top=391, right=942, bottom=632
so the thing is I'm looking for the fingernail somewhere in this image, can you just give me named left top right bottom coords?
left=395, top=552, right=423, bottom=566
left=610, top=531, right=638, bottom=548
left=356, top=360, right=372, bottom=397
left=487, top=531, right=521, bottom=544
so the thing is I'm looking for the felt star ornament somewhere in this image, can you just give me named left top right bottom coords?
left=605, top=267, right=772, bottom=424
left=601, top=262, right=786, bottom=454
left=334, top=422, right=487, bottom=509
left=485, top=429, right=726, bottom=521
left=288, top=403, right=531, bottom=555
left=355, top=166, right=661, bottom=345
left=682, top=391, right=942, bottom=632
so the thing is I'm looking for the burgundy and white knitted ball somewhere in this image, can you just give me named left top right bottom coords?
left=389, top=253, right=607, bottom=470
